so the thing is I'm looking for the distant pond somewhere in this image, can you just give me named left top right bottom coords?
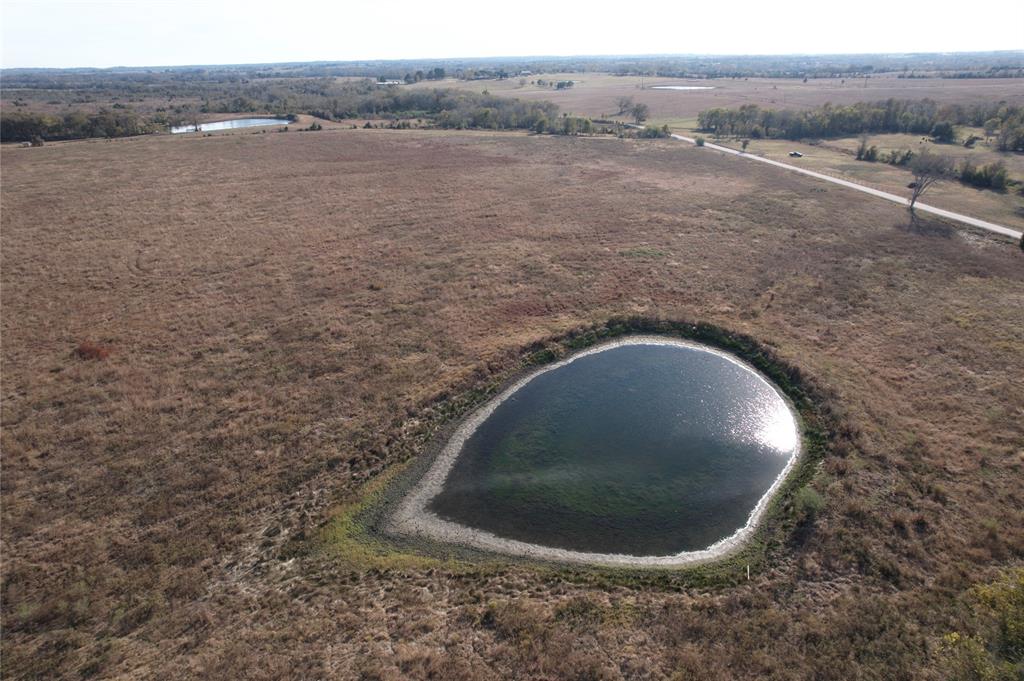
left=389, top=338, right=801, bottom=564
left=170, top=118, right=289, bottom=134
left=651, top=85, right=716, bottom=91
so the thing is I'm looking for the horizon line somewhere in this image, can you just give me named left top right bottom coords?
left=4, top=49, right=1024, bottom=73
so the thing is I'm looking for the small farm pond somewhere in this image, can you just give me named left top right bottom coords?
left=651, top=85, right=716, bottom=91
left=400, top=339, right=800, bottom=560
left=171, top=118, right=288, bottom=133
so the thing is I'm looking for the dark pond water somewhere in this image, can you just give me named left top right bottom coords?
left=429, top=342, right=799, bottom=556
left=171, top=118, right=288, bottom=134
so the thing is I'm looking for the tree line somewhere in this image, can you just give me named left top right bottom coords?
left=0, top=83, right=597, bottom=141
left=697, top=99, right=1024, bottom=151
left=7, top=52, right=1020, bottom=91
left=1, top=109, right=166, bottom=142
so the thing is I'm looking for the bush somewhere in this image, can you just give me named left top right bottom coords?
left=941, top=570, right=1024, bottom=680
left=960, top=160, right=1008, bottom=190
left=73, top=342, right=110, bottom=361
left=856, top=135, right=878, bottom=162
left=885, top=149, right=914, bottom=166
left=695, top=136, right=705, bottom=147
left=931, top=120, right=956, bottom=143
left=637, top=124, right=670, bottom=139
left=794, top=487, right=825, bottom=522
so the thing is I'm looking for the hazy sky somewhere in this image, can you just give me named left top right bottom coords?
left=2, top=0, right=1022, bottom=69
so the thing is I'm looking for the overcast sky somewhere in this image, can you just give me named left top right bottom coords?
left=2, top=0, right=1022, bottom=69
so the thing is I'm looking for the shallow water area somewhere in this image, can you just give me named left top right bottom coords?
left=171, top=118, right=288, bottom=133
left=651, top=85, right=716, bottom=90
left=391, top=339, right=801, bottom=564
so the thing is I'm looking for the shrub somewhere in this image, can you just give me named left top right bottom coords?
left=73, top=342, right=110, bottom=360
left=695, top=136, right=705, bottom=147
left=637, top=124, right=670, bottom=139
left=886, top=149, right=914, bottom=166
left=931, top=120, right=956, bottom=143
left=941, top=570, right=1024, bottom=680
left=960, top=160, right=1008, bottom=190
left=855, top=136, right=879, bottom=162
left=793, top=487, right=825, bottom=522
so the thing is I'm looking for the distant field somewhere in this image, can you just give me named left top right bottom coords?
left=414, top=72, right=1024, bottom=126
left=7, top=69, right=1022, bottom=228
left=415, top=74, right=1024, bottom=229
left=3, top=127, right=1022, bottom=679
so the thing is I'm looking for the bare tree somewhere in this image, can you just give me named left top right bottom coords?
left=616, top=96, right=634, bottom=116
left=908, top=150, right=953, bottom=211
left=631, top=103, right=650, bottom=125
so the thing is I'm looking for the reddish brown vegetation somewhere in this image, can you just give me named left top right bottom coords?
left=72, top=342, right=110, bottom=361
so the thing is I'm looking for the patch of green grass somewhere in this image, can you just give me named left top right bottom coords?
left=620, top=247, right=667, bottom=258
left=317, top=461, right=448, bottom=571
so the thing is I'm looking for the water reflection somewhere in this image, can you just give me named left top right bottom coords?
left=429, top=341, right=800, bottom=556
left=651, top=86, right=716, bottom=91
left=171, top=118, right=289, bottom=134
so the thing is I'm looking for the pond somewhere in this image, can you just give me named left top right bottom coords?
left=170, top=118, right=289, bottom=134
left=389, top=338, right=801, bottom=565
left=651, top=85, right=716, bottom=91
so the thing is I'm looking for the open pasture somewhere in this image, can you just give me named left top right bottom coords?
left=2, top=127, right=1023, bottom=679
left=418, top=72, right=1024, bottom=127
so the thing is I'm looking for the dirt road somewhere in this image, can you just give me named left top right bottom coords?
left=670, top=133, right=1023, bottom=240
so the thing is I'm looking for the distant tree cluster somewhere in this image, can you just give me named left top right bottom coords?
left=857, top=132, right=1013, bottom=191
left=3, top=52, right=1021, bottom=95
left=0, top=109, right=164, bottom=142
left=697, top=100, right=1024, bottom=149
left=957, top=160, right=1009, bottom=190
left=898, top=67, right=1024, bottom=79
left=635, top=124, right=671, bottom=138
left=988, top=109, right=1024, bottom=151
left=0, top=80, right=579, bottom=141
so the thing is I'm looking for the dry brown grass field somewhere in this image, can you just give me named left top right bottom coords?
left=420, top=73, right=1024, bottom=127
left=2, top=126, right=1023, bottom=679
left=423, top=74, right=1024, bottom=229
